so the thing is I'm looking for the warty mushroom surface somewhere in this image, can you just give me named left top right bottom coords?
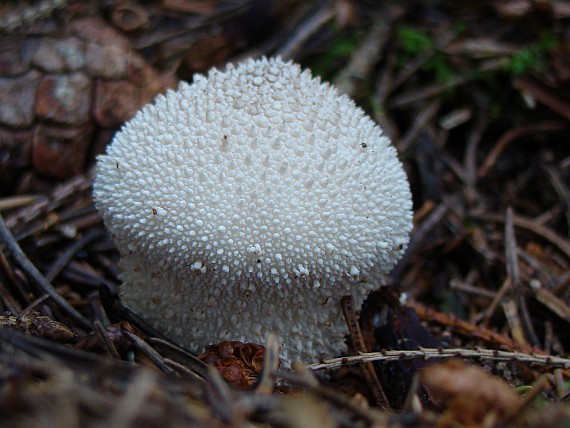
left=93, top=57, right=413, bottom=366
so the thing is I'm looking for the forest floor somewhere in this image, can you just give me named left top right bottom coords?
left=0, top=1, right=569, bottom=427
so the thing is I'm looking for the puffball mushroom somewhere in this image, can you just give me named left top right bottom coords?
left=94, top=57, right=412, bottom=366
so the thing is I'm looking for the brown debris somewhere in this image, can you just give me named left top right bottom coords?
left=0, top=311, right=76, bottom=342
left=421, top=360, right=522, bottom=427
left=198, top=341, right=265, bottom=389
left=76, top=321, right=142, bottom=355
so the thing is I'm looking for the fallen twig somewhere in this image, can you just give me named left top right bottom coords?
left=0, top=213, right=92, bottom=331
left=470, top=211, right=570, bottom=260
left=308, top=347, right=570, bottom=371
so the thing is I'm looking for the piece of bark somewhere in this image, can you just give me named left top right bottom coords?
left=35, top=72, right=92, bottom=125
left=0, top=70, right=43, bottom=127
left=32, top=36, right=85, bottom=72
left=32, top=123, right=94, bottom=178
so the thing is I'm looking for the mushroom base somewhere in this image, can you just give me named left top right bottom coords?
left=119, top=253, right=383, bottom=367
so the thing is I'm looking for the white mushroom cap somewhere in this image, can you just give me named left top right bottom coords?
left=94, top=57, right=412, bottom=366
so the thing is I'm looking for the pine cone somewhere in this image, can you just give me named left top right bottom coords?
left=0, top=0, right=177, bottom=194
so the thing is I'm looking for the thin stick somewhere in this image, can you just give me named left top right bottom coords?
left=0, top=213, right=92, bottom=331
left=504, top=207, right=540, bottom=346
left=476, top=277, right=511, bottom=326
left=0, top=195, right=45, bottom=212
left=463, top=115, right=488, bottom=203
left=276, top=5, right=335, bottom=59
left=477, top=121, right=564, bottom=178
left=411, top=301, right=542, bottom=354
left=123, top=330, right=175, bottom=374
left=514, top=78, right=570, bottom=121
left=470, top=211, right=570, bottom=260
left=44, top=228, right=105, bottom=283
left=308, top=348, right=570, bottom=371
left=341, top=295, right=391, bottom=410
left=390, top=200, right=450, bottom=282
left=93, top=320, right=122, bottom=360
left=542, top=163, right=570, bottom=236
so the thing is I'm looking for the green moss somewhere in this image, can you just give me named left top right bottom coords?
left=396, top=26, right=458, bottom=84
left=397, top=27, right=433, bottom=54
left=503, top=32, right=558, bottom=75
left=306, top=34, right=359, bottom=78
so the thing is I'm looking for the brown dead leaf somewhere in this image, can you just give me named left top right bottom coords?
left=421, top=360, right=522, bottom=427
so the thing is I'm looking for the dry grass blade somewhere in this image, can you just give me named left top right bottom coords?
left=0, top=327, right=221, bottom=427
left=398, top=99, right=442, bottom=152
left=390, top=199, right=450, bottom=283
left=390, top=75, right=470, bottom=108
left=477, top=277, right=512, bottom=326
